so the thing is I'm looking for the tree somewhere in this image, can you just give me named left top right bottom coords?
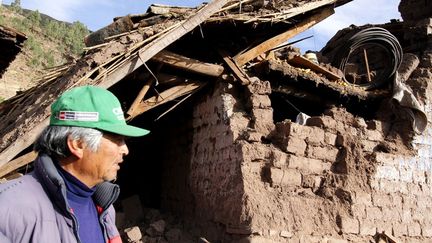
left=10, top=0, right=21, bottom=13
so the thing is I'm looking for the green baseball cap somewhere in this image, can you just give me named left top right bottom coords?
left=50, top=85, right=150, bottom=137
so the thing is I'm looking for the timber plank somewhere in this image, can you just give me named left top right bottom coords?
left=234, top=7, right=334, bottom=66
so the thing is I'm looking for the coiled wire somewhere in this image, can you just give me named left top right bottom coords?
left=332, top=27, right=403, bottom=90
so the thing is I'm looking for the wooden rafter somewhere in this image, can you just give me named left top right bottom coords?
left=233, top=7, right=334, bottom=66
left=152, top=50, right=224, bottom=77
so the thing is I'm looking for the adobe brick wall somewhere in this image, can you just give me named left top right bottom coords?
left=169, top=3, right=432, bottom=242
left=183, top=47, right=432, bottom=242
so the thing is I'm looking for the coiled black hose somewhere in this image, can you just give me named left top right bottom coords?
left=332, top=27, right=403, bottom=90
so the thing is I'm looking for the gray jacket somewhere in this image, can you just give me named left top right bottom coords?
left=0, top=154, right=122, bottom=243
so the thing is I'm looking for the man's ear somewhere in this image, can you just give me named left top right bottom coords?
left=67, top=136, right=85, bottom=159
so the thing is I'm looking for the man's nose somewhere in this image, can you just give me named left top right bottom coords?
left=120, top=143, right=129, bottom=156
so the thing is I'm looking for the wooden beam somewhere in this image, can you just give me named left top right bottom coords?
left=152, top=50, right=224, bottom=77
left=233, top=7, right=334, bottom=66
left=288, top=55, right=341, bottom=80
left=0, top=119, right=48, bottom=168
left=97, top=0, right=229, bottom=89
left=130, top=81, right=203, bottom=119
left=217, top=48, right=250, bottom=85
left=0, top=151, right=37, bottom=178
left=127, top=78, right=153, bottom=118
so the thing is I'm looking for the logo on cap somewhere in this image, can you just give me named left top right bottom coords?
left=112, top=107, right=124, bottom=120
left=57, top=111, right=99, bottom=122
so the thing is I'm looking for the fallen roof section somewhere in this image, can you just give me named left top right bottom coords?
left=0, top=0, right=351, bottom=171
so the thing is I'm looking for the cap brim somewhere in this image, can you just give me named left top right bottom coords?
left=98, top=124, right=150, bottom=137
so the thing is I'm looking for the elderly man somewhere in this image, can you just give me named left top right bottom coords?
left=0, top=86, right=149, bottom=243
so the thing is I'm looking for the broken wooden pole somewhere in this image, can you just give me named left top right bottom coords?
left=129, top=81, right=203, bottom=120
left=233, top=6, right=334, bottom=66
left=0, top=151, right=37, bottom=178
left=218, top=48, right=250, bottom=85
left=363, top=48, right=371, bottom=82
left=152, top=50, right=224, bottom=77
left=127, top=78, right=154, bottom=118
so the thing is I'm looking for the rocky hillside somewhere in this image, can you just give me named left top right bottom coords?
left=0, top=4, right=90, bottom=100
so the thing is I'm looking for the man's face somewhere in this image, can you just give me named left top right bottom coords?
left=82, top=133, right=129, bottom=186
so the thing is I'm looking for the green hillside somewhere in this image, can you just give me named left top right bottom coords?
left=0, top=2, right=90, bottom=100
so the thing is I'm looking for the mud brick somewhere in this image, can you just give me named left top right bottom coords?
left=412, top=170, right=426, bottom=183
left=376, top=223, right=392, bottom=236
left=306, top=127, right=325, bottom=145
left=287, top=154, right=329, bottom=174
left=307, top=145, right=339, bottom=162
left=412, top=207, right=428, bottom=222
left=306, top=116, right=337, bottom=131
left=360, top=139, right=378, bottom=152
left=375, top=165, right=399, bottom=181
left=366, top=206, right=382, bottom=221
left=416, top=196, right=432, bottom=208
left=241, top=142, right=271, bottom=162
left=124, top=226, right=142, bottom=242
left=301, top=174, right=315, bottom=188
left=340, top=216, right=359, bottom=234
left=407, top=183, right=423, bottom=196
left=359, top=219, right=376, bottom=236
left=372, top=193, right=392, bottom=207
left=392, top=222, right=408, bottom=237
left=422, top=223, right=432, bottom=237
left=353, top=192, right=372, bottom=205
left=251, top=108, right=275, bottom=134
left=270, top=168, right=301, bottom=187
left=402, top=195, right=417, bottom=210
left=352, top=204, right=366, bottom=219
left=399, top=168, right=413, bottom=182
left=245, top=131, right=263, bottom=143
left=277, top=121, right=306, bottom=137
left=392, top=194, right=403, bottom=208
left=370, top=178, right=379, bottom=190
left=324, top=132, right=337, bottom=146
left=280, top=230, right=293, bottom=238
left=270, top=149, right=288, bottom=168
left=401, top=210, right=412, bottom=223
left=248, top=94, right=272, bottom=109
left=365, top=129, right=384, bottom=141
left=353, top=117, right=367, bottom=128
left=382, top=207, right=401, bottom=221
left=246, top=80, right=271, bottom=95
left=285, top=137, right=307, bottom=156
left=408, top=222, right=422, bottom=237
left=374, top=152, right=399, bottom=166
left=379, top=179, right=407, bottom=194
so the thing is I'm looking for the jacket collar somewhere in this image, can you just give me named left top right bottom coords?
left=34, top=154, right=120, bottom=213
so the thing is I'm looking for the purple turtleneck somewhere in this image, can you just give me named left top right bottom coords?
left=56, top=165, right=105, bottom=243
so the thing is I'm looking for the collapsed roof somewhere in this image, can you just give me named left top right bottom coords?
left=0, top=0, right=425, bottom=177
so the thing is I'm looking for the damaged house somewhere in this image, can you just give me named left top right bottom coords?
left=1, top=0, right=432, bottom=242
left=0, top=24, right=26, bottom=97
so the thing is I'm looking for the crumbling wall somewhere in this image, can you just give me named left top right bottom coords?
left=183, top=51, right=432, bottom=242
left=190, top=82, right=250, bottom=229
